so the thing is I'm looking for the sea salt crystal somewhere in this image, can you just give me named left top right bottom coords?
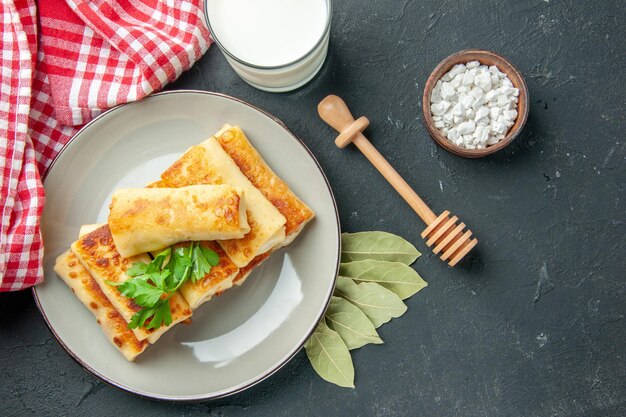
left=462, top=71, right=474, bottom=86
left=474, top=73, right=492, bottom=91
left=448, top=64, right=466, bottom=78
left=476, top=117, right=489, bottom=126
left=485, top=90, right=498, bottom=102
left=475, top=106, right=490, bottom=120
left=441, top=82, right=456, bottom=100
left=470, top=87, right=484, bottom=99
left=472, top=96, right=485, bottom=111
left=430, top=61, right=520, bottom=149
left=492, top=121, right=508, bottom=134
left=431, top=100, right=450, bottom=115
left=451, top=73, right=464, bottom=88
left=447, top=128, right=460, bottom=141
left=474, top=125, right=489, bottom=143
left=503, top=109, right=518, bottom=121
left=457, top=120, right=476, bottom=134
left=500, top=86, right=515, bottom=96
left=460, top=95, right=474, bottom=109
left=452, top=102, right=465, bottom=117
left=497, top=95, right=509, bottom=107
left=431, top=87, right=442, bottom=103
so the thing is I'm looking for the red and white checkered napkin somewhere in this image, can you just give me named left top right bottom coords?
left=0, top=0, right=211, bottom=291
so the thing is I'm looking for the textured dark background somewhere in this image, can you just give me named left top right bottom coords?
left=2, top=0, right=625, bottom=416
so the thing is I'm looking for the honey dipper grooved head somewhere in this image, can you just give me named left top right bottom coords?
left=421, top=211, right=478, bottom=266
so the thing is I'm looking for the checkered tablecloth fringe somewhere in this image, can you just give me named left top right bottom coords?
left=0, top=0, right=211, bottom=291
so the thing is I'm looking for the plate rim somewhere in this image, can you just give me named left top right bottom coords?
left=32, top=90, right=341, bottom=401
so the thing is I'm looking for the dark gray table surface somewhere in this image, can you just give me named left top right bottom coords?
left=2, top=1, right=624, bottom=416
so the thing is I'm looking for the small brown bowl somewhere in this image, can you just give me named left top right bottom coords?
left=422, top=49, right=529, bottom=158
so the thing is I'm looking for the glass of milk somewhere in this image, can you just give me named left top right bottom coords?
left=204, top=0, right=332, bottom=92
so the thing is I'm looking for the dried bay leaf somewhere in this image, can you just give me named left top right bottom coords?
left=325, top=296, right=383, bottom=350
left=335, top=276, right=407, bottom=328
left=304, top=320, right=355, bottom=388
left=341, top=231, right=420, bottom=264
left=340, top=260, right=428, bottom=300
left=306, top=231, right=428, bottom=388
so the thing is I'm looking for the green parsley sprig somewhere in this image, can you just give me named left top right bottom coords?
left=106, top=242, right=219, bottom=330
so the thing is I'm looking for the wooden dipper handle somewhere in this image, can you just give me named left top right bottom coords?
left=318, top=94, right=478, bottom=266
left=318, top=95, right=437, bottom=225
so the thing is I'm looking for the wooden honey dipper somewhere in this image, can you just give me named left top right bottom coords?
left=318, top=94, right=478, bottom=266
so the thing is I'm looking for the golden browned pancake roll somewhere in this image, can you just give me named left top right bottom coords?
left=55, top=224, right=149, bottom=361
left=71, top=224, right=192, bottom=344
left=108, top=184, right=250, bottom=258
left=177, top=241, right=240, bottom=309
left=215, top=125, right=315, bottom=246
left=55, top=250, right=150, bottom=361
left=160, top=137, right=287, bottom=268
left=214, top=125, right=316, bottom=285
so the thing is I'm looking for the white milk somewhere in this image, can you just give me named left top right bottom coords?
left=205, top=0, right=331, bottom=92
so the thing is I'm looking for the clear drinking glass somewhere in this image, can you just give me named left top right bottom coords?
left=204, top=0, right=332, bottom=92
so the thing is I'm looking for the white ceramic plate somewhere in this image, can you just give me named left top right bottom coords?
left=34, top=91, right=340, bottom=401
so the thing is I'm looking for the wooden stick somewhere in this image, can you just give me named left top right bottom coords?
left=318, top=94, right=478, bottom=266
left=318, top=94, right=437, bottom=223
